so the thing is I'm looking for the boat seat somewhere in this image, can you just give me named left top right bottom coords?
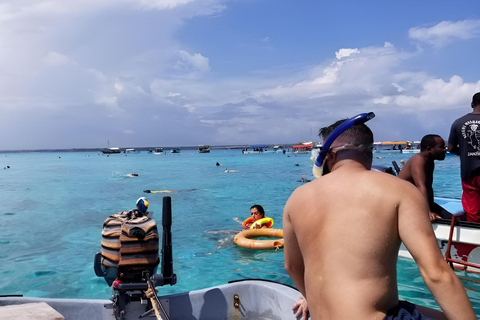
left=0, top=302, right=65, bottom=320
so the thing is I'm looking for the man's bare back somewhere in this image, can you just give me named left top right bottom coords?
left=285, top=162, right=431, bottom=318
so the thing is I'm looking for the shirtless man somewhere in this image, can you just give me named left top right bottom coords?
left=398, top=134, right=451, bottom=221
left=283, top=115, right=475, bottom=320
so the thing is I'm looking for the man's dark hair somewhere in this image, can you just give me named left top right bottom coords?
left=319, top=119, right=374, bottom=149
left=472, top=92, right=480, bottom=107
left=420, top=134, right=441, bottom=151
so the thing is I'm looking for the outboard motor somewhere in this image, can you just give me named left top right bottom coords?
left=94, top=196, right=177, bottom=320
left=371, top=164, right=396, bottom=176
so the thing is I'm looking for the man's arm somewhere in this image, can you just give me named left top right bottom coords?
left=283, top=194, right=306, bottom=295
left=447, top=142, right=459, bottom=155
left=283, top=194, right=309, bottom=320
left=447, top=123, right=460, bottom=155
left=409, top=157, right=429, bottom=203
left=398, top=184, right=476, bottom=320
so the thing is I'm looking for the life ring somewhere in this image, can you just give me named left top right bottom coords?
left=250, top=217, right=274, bottom=229
left=242, top=217, right=253, bottom=229
left=234, top=228, right=284, bottom=250
left=242, top=217, right=274, bottom=229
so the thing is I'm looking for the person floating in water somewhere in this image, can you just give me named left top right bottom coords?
left=143, top=189, right=197, bottom=194
left=298, top=175, right=311, bottom=183
left=233, top=205, right=273, bottom=230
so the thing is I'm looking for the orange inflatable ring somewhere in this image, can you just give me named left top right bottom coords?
left=234, top=228, right=284, bottom=250
left=242, top=217, right=274, bottom=229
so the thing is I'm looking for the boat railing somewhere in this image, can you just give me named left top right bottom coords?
left=444, top=213, right=480, bottom=272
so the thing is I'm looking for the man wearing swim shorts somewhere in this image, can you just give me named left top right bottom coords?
left=448, top=92, right=480, bottom=223
left=283, top=115, right=475, bottom=320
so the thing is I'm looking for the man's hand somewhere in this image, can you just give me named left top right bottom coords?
left=292, top=295, right=309, bottom=320
left=428, top=211, right=442, bottom=222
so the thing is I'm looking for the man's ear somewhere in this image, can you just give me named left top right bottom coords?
left=329, top=151, right=338, bottom=163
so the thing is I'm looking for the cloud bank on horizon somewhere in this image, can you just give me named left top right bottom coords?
left=0, top=0, right=479, bottom=150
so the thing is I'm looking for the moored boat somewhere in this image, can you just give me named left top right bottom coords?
left=398, top=197, right=480, bottom=273
left=101, top=140, right=121, bottom=154
left=292, top=142, right=313, bottom=154
left=373, top=141, right=406, bottom=153
left=101, top=147, right=121, bottom=154
left=170, top=147, right=180, bottom=154
left=153, top=147, right=163, bottom=154
left=197, top=145, right=211, bottom=153
left=401, top=141, right=421, bottom=153
left=242, top=145, right=269, bottom=154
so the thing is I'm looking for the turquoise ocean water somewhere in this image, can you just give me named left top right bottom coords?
left=0, top=149, right=478, bottom=316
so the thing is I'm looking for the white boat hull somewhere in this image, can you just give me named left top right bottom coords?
left=399, top=197, right=480, bottom=272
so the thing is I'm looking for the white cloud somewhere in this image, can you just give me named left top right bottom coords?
left=44, top=52, right=70, bottom=66
left=177, top=50, right=211, bottom=73
left=409, top=19, right=480, bottom=47
left=95, top=96, right=118, bottom=109
left=392, top=76, right=480, bottom=110
left=133, top=0, right=195, bottom=10
left=335, top=48, right=359, bottom=59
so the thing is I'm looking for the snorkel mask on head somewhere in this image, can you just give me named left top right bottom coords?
left=312, top=112, right=375, bottom=178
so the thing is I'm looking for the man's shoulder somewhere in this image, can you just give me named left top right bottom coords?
left=453, top=113, right=480, bottom=124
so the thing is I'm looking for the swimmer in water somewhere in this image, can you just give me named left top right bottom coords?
left=143, top=189, right=197, bottom=194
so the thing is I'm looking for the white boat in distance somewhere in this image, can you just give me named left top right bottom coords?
left=374, top=141, right=421, bottom=154
left=242, top=145, right=270, bottom=154
left=101, top=140, right=121, bottom=154
left=154, top=148, right=163, bottom=154
left=401, top=141, right=421, bottom=154
left=198, top=145, right=211, bottom=153
left=101, top=147, right=121, bottom=154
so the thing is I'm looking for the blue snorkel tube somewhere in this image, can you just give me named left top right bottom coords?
left=312, top=112, right=375, bottom=178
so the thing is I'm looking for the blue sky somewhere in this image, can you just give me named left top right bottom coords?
left=0, top=0, right=479, bottom=150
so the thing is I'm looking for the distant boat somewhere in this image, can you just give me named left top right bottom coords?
left=124, top=148, right=139, bottom=154
left=198, top=145, right=211, bottom=153
left=242, top=145, right=270, bottom=154
left=373, top=141, right=405, bottom=153
left=401, top=141, right=421, bottom=154
left=154, top=148, right=163, bottom=155
left=101, top=140, right=121, bottom=154
left=101, top=147, right=121, bottom=154
left=292, top=143, right=313, bottom=154
left=171, top=147, right=180, bottom=154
